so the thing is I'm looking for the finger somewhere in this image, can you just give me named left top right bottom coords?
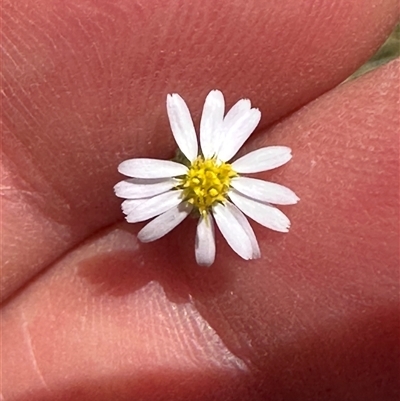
left=1, top=0, right=398, bottom=300
left=2, top=60, right=398, bottom=400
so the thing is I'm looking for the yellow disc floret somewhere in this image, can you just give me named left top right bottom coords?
left=178, top=157, right=237, bottom=215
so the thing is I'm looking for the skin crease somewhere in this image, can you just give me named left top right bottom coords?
left=0, top=0, right=399, bottom=400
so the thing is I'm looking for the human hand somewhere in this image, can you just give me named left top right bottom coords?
left=1, top=0, right=399, bottom=400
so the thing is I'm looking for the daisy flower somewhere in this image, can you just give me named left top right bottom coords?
left=114, top=90, right=299, bottom=266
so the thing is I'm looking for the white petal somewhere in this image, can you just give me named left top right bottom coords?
left=231, top=146, right=292, bottom=173
left=223, top=201, right=260, bottom=259
left=229, top=190, right=291, bottom=232
left=138, top=202, right=192, bottom=242
left=231, top=177, right=299, bottom=205
left=213, top=98, right=251, bottom=155
left=114, top=178, right=177, bottom=199
left=125, top=190, right=184, bottom=223
left=217, top=108, right=261, bottom=162
left=167, top=93, right=198, bottom=162
left=195, top=213, right=216, bottom=266
left=200, top=90, right=225, bottom=159
left=212, top=202, right=255, bottom=260
left=121, top=198, right=148, bottom=215
left=222, top=98, right=252, bottom=130
left=118, top=159, right=188, bottom=179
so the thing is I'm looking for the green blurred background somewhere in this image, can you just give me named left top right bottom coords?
left=350, top=23, right=399, bottom=79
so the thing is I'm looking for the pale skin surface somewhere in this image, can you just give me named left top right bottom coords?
left=1, top=0, right=399, bottom=400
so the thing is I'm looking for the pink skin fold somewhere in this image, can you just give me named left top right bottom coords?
left=1, top=0, right=399, bottom=400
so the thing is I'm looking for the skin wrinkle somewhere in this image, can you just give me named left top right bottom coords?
left=2, top=9, right=55, bottom=79
left=74, top=16, right=106, bottom=72
left=197, top=298, right=257, bottom=370
left=165, top=301, right=195, bottom=364
left=5, top=4, right=109, bottom=131
left=1, top=26, right=32, bottom=73
left=165, top=285, right=248, bottom=371
left=1, top=43, right=23, bottom=73
left=2, top=26, right=45, bottom=77
left=2, top=86, right=36, bottom=131
left=182, top=298, right=249, bottom=371
left=0, top=156, right=76, bottom=300
left=185, top=257, right=267, bottom=367
left=20, top=312, right=50, bottom=393
left=1, top=147, right=73, bottom=221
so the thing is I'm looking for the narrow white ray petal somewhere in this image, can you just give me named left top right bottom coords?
left=167, top=93, right=198, bottom=162
left=125, top=190, right=184, bottom=223
left=229, top=190, right=291, bottom=232
left=138, top=202, right=192, bottom=242
left=213, top=98, right=251, bottom=156
left=223, top=99, right=252, bottom=127
left=195, top=213, right=216, bottom=266
left=212, top=202, right=254, bottom=260
left=121, top=198, right=148, bottom=215
left=231, top=146, right=292, bottom=173
left=223, top=201, right=261, bottom=258
left=118, top=159, right=188, bottom=179
left=217, top=108, right=261, bottom=162
left=231, top=177, right=299, bottom=205
left=114, top=178, right=177, bottom=199
left=200, top=90, right=225, bottom=159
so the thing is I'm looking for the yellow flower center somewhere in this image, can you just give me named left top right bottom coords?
left=178, top=157, right=237, bottom=215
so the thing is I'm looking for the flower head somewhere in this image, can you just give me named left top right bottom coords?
left=115, top=90, right=299, bottom=266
